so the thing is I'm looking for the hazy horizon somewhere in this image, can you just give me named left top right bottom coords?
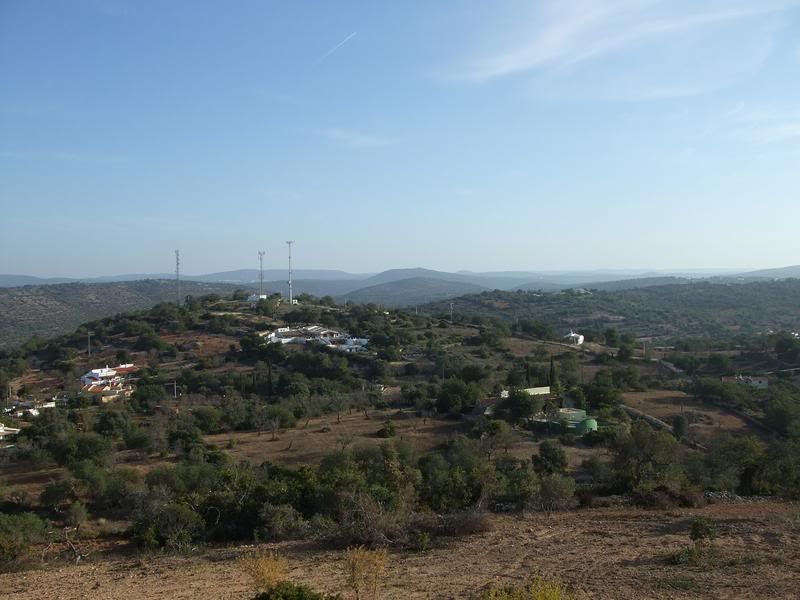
left=2, top=1, right=799, bottom=275
left=0, top=263, right=768, bottom=281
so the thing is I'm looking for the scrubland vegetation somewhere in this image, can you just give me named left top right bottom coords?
left=1, top=287, right=800, bottom=597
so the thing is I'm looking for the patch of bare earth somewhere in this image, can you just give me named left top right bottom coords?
left=623, top=391, right=753, bottom=442
left=3, top=502, right=798, bottom=600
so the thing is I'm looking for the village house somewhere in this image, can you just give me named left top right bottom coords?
left=0, top=422, right=21, bottom=444
left=79, top=363, right=138, bottom=403
left=260, top=325, right=369, bottom=352
left=721, top=375, right=769, bottom=390
left=564, top=330, right=585, bottom=345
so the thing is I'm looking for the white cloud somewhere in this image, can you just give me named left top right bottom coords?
left=444, top=1, right=798, bottom=100
left=457, top=1, right=797, bottom=82
left=726, top=103, right=800, bottom=144
left=318, top=128, right=397, bottom=148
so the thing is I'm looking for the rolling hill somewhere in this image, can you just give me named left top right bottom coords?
left=0, top=280, right=241, bottom=349
left=336, top=277, right=488, bottom=307
left=422, top=280, right=800, bottom=341
left=738, top=265, right=800, bottom=279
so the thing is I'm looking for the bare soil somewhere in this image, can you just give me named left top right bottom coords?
left=623, top=391, right=754, bottom=442
left=3, top=501, right=798, bottom=599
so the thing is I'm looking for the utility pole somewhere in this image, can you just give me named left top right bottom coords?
left=285, top=241, right=295, bottom=304
left=175, top=249, right=182, bottom=307
left=258, top=250, right=265, bottom=298
left=449, top=302, right=454, bottom=323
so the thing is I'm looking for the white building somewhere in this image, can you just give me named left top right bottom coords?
left=247, top=293, right=270, bottom=303
left=564, top=330, right=585, bottom=345
left=80, top=363, right=138, bottom=386
left=0, top=423, right=21, bottom=442
left=721, top=375, right=769, bottom=390
left=500, top=386, right=551, bottom=399
left=260, top=325, right=369, bottom=352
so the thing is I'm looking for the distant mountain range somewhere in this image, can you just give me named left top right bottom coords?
left=7, top=264, right=785, bottom=293
left=1, top=265, right=798, bottom=344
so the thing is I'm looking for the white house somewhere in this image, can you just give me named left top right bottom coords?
left=262, top=325, right=369, bottom=352
left=0, top=423, right=21, bottom=442
left=721, top=375, right=769, bottom=390
left=500, top=386, right=551, bottom=399
left=564, top=330, right=585, bottom=345
left=80, top=363, right=138, bottom=386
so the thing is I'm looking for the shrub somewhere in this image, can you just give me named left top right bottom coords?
left=0, top=513, right=47, bottom=570
left=670, top=517, right=718, bottom=568
left=533, top=440, right=569, bottom=475
left=345, top=545, right=388, bottom=600
left=481, top=577, right=576, bottom=600
left=322, top=491, right=407, bottom=547
left=689, top=517, right=717, bottom=543
left=239, top=550, right=289, bottom=593
left=410, top=530, right=431, bottom=552
left=536, top=474, right=575, bottom=513
left=438, top=510, right=493, bottom=537
left=259, top=503, right=308, bottom=541
left=253, top=581, right=342, bottom=600
left=377, top=420, right=396, bottom=438
left=132, top=501, right=204, bottom=552
left=40, top=478, right=77, bottom=511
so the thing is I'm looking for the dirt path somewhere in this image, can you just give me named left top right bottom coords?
left=3, top=502, right=798, bottom=600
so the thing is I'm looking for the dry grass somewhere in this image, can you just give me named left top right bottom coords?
left=344, top=546, right=388, bottom=600
left=482, top=577, right=576, bottom=600
left=238, top=550, right=288, bottom=593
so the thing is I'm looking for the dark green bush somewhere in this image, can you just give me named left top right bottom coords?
left=0, top=513, right=47, bottom=569
left=253, top=581, right=342, bottom=600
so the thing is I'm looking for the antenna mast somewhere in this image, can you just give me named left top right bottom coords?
left=258, top=250, right=265, bottom=297
left=175, top=249, right=181, bottom=307
left=285, top=241, right=295, bottom=303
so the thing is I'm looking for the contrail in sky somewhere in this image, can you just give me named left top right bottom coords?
left=318, top=31, right=357, bottom=62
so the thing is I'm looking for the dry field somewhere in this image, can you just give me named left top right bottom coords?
left=623, top=391, right=755, bottom=442
left=2, top=501, right=798, bottom=599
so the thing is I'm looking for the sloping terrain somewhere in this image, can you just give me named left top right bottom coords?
left=423, top=280, right=800, bottom=340
left=2, top=501, right=796, bottom=599
left=338, top=276, right=488, bottom=307
left=0, top=280, right=240, bottom=349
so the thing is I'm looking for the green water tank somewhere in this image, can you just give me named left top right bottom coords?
left=576, top=418, right=598, bottom=436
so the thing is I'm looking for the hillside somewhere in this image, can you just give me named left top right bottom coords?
left=423, top=279, right=800, bottom=340
left=738, top=265, right=800, bottom=279
left=0, top=279, right=240, bottom=349
left=585, top=276, right=690, bottom=291
left=337, top=276, right=488, bottom=307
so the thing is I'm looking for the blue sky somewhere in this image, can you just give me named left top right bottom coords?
left=1, top=0, right=799, bottom=277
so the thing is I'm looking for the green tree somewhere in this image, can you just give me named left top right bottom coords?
left=532, top=440, right=568, bottom=475
left=611, top=421, right=682, bottom=491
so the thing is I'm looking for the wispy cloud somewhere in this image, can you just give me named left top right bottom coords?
left=726, top=103, right=800, bottom=145
left=317, top=31, right=357, bottom=63
left=318, top=128, right=397, bottom=148
left=456, top=1, right=797, bottom=83
left=0, top=151, right=130, bottom=163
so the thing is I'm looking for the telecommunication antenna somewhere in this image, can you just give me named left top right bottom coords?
left=285, top=241, right=295, bottom=303
left=449, top=302, right=454, bottom=323
left=258, top=250, right=265, bottom=297
left=175, top=249, right=182, bottom=307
